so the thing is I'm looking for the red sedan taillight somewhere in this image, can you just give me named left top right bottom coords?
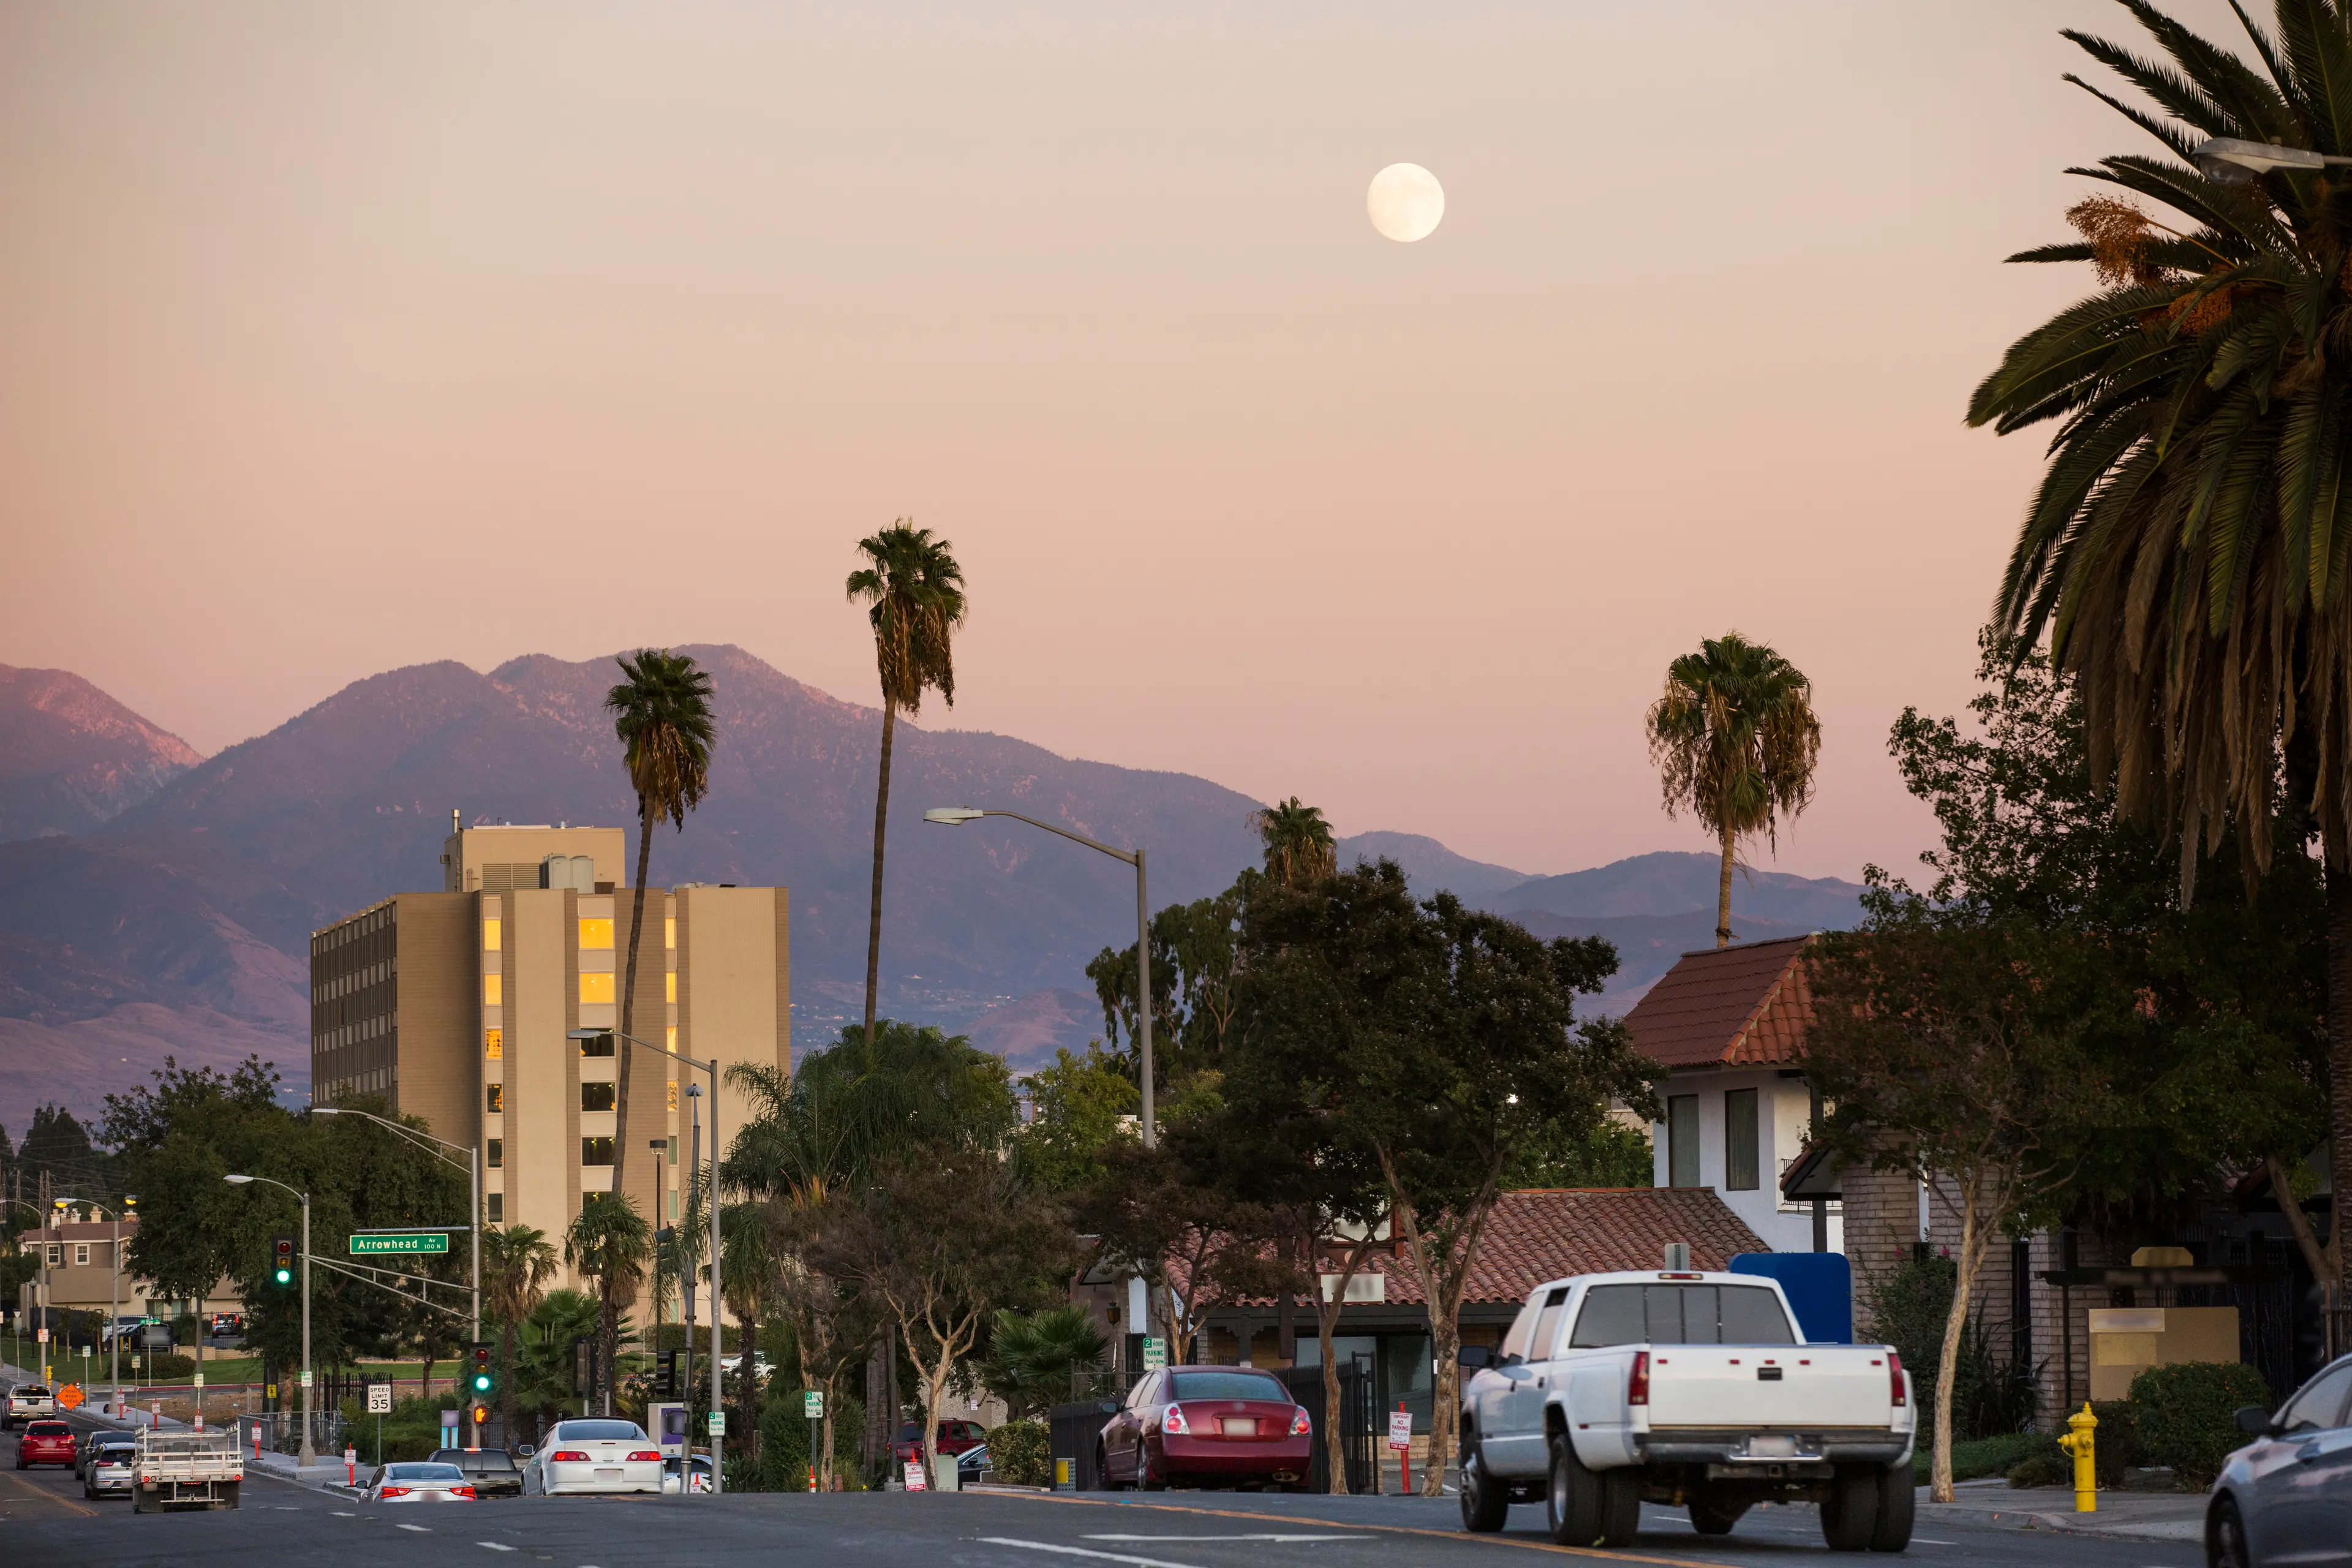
left=1888, top=1351, right=1907, bottom=1408
left=1161, top=1404, right=1190, bottom=1436
left=627, top=1450, right=660, bottom=1461
left=1627, top=1350, right=1649, bottom=1406
left=1288, top=1406, right=1312, bottom=1437
left=550, top=1450, right=590, bottom=1462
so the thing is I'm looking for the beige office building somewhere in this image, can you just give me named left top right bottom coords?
left=311, top=823, right=788, bottom=1311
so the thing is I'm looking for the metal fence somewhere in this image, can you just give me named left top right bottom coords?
left=1276, top=1358, right=1375, bottom=1496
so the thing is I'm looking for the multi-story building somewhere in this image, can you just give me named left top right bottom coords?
left=311, top=820, right=790, bottom=1311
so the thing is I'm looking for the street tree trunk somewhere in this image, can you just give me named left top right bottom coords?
left=1931, top=1177, right=1994, bottom=1505
left=1382, top=1169, right=1499, bottom=1499
left=864, top=701, right=898, bottom=1042
left=614, top=796, right=656, bottom=1196
left=1716, top=822, right=1736, bottom=948
left=1312, top=1232, right=1380, bottom=1494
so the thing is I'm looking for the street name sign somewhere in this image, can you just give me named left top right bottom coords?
left=349, top=1232, right=450, bottom=1255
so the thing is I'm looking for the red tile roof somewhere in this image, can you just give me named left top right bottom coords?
left=1621, top=935, right=1814, bottom=1069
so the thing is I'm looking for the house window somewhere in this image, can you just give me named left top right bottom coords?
left=1667, top=1095, right=1701, bottom=1187
left=74, top=1244, right=89, bottom=1267
left=484, top=974, right=503, bottom=1006
left=578, top=918, right=614, bottom=950
left=581, top=1137, right=614, bottom=1167
left=486, top=1084, right=504, bottom=1114
left=1724, top=1088, right=1760, bottom=1191
left=485, top=1028, right=503, bottom=1060
left=486, top=1139, right=503, bottom=1169
left=579, top=972, right=614, bottom=1005
left=486, top=1193, right=503, bottom=1224
left=578, top=1031, right=614, bottom=1058
left=46, top=1245, right=61, bottom=1266
left=581, top=1082, right=616, bottom=1113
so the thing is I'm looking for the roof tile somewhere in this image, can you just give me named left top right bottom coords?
left=1621, top=936, right=1814, bottom=1069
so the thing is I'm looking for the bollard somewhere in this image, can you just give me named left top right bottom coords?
left=2057, top=1402, right=2098, bottom=1513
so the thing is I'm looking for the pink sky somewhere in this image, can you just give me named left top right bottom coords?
left=0, top=2, right=2248, bottom=881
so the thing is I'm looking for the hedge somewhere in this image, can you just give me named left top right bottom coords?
left=2127, top=1362, right=2272, bottom=1489
left=986, top=1420, right=1050, bottom=1487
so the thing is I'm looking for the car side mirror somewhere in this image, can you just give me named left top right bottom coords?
left=516, top=1444, right=534, bottom=1458
left=1458, top=1346, right=1496, bottom=1371
left=2234, top=1406, right=2276, bottom=1439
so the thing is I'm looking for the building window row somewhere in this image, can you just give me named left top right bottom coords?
left=1662, top=1087, right=1763, bottom=1193
left=582, top=1136, right=614, bottom=1167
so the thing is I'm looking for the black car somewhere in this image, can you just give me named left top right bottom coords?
left=428, top=1447, right=524, bottom=1499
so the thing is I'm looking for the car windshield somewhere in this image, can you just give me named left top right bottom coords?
left=1167, top=1371, right=1291, bottom=1403
left=554, top=1421, right=645, bottom=1442
left=1568, top=1284, right=1798, bottom=1348
left=386, top=1463, right=466, bottom=1482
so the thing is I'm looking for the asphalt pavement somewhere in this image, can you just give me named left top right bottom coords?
left=1, top=1416, right=2211, bottom=1567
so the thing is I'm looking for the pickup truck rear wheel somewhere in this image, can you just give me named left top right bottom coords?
left=1869, top=1464, right=1913, bottom=1551
left=1458, top=1439, right=1508, bottom=1533
left=1820, top=1465, right=1880, bottom=1551
left=1544, top=1434, right=1604, bottom=1547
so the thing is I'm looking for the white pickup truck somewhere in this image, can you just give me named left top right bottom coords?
left=132, top=1428, right=244, bottom=1512
left=1458, top=1269, right=1915, bottom=1552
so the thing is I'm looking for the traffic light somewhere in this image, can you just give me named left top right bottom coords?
left=472, top=1404, right=491, bottom=1429
left=270, top=1234, right=295, bottom=1287
left=468, top=1341, right=495, bottom=1398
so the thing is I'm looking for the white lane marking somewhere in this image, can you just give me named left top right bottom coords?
left=1083, top=1536, right=1370, bottom=1544
left=398, top=1522, right=431, bottom=1532
left=979, top=1540, right=1204, bottom=1568
left=332, top=1509, right=356, bottom=1517
left=478, top=1546, right=516, bottom=1554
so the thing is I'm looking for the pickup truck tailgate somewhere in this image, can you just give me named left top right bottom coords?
left=1648, top=1348, right=1894, bottom=1428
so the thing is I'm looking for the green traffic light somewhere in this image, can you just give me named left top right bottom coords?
left=274, top=1267, right=292, bottom=1286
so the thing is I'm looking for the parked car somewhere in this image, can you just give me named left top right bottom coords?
left=1096, top=1367, right=1313, bottom=1492
left=2206, top=1353, right=2352, bottom=1567
left=15, top=1420, right=77, bottom=1470
left=1456, top=1270, right=1915, bottom=1552
left=363, top=1461, right=476, bottom=1502
left=99, top=1317, right=146, bottom=1350
left=3, top=1383, right=55, bottom=1429
left=519, top=1419, right=663, bottom=1496
left=428, top=1447, right=523, bottom=1499
left=892, top=1419, right=987, bottom=1472
left=956, top=1443, right=990, bottom=1487
left=662, top=1453, right=715, bottom=1494
left=84, top=1439, right=135, bottom=1499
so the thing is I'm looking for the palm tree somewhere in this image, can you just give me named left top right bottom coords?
left=1645, top=633, right=1822, bottom=947
left=1965, top=0, right=2352, bottom=1309
left=565, top=1193, right=652, bottom=1417
left=845, top=522, right=969, bottom=1042
left=603, top=649, right=717, bottom=1202
left=481, top=1223, right=558, bottom=1444
left=1250, top=796, right=1336, bottom=886
left=514, top=1289, right=608, bottom=1438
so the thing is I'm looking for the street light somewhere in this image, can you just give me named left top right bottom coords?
left=311, top=1106, right=483, bottom=1445
left=2193, top=135, right=2352, bottom=183
left=924, top=805, right=1155, bottom=1147
left=568, top=1024, right=723, bottom=1495
left=225, top=1174, right=314, bottom=1465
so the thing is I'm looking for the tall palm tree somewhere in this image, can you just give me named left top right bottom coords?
left=481, top=1223, right=558, bottom=1444
left=564, top=1192, right=652, bottom=1417
left=1966, top=0, right=2352, bottom=1307
left=603, top=650, right=717, bottom=1202
left=846, top=523, right=969, bottom=1042
left=1250, top=797, right=1336, bottom=886
left=1645, top=633, right=1822, bottom=947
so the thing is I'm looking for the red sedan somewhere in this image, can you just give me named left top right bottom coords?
left=1098, top=1366, right=1312, bottom=1491
left=891, top=1420, right=986, bottom=1472
left=16, top=1420, right=77, bottom=1470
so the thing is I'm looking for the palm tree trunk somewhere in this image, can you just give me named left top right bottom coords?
left=615, top=796, right=656, bottom=1196
left=499, top=1319, right=518, bottom=1449
left=864, top=699, right=897, bottom=1042
left=2329, top=863, right=2352, bottom=1343
left=1715, top=823, right=1736, bottom=948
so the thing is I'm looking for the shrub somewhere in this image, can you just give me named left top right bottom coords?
left=145, top=1354, right=195, bottom=1381
left=986, top=1420, right=1050, bottom=1487
left=1912, top=1430, right=2054, bottom=1485
left=2007, top=1449, right=2070, bottom=1488
left=2127, top=1362, right=2272, bottom=1489
left=1863, top=1254, right=2036, bottom=1441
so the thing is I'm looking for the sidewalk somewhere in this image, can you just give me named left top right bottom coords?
left=1923, top=1477, right=2209, bottom=1542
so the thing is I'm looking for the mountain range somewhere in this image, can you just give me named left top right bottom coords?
left=0, top=651, right=1865, bottom=1128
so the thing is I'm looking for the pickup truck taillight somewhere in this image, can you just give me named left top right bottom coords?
left=1627, top=1351, right=1649, bottom=1406
left=1888, top=1351, right=1907, bottom=1408
left=1161, top=1404, right=1190, bottom=1436
left=1288, top=1406, right=1312, bottom=1437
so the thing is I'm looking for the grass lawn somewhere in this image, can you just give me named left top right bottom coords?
left=1913, top=1431, right=2059, bottom=1485
left=119, top=1355, right=475, bottom=1388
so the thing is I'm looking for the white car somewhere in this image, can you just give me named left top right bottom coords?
left=4, top=1384, right=55, bottom=1430
left=661, top=1453, right=715, bottom=1494
left=363, top=1461, right=476, bottom=1502
left=521, top=1419, right=663, bottom=1496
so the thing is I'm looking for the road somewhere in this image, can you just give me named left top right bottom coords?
left=3, top=1419, right=2204, bottom=1567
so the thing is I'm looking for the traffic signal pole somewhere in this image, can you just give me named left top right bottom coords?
left=470, top=1145, right=481, bottom=1447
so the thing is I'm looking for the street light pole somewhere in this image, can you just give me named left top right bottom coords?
left=64, top=1197, right=135, bottom=1414
left=923, top=807, right=1154, bottom=1147
left=570, top=1025, right=722, bottom=1495
left=225, top=1175, right=313, bottom=1465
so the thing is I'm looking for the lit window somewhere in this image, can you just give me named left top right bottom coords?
left=484, top=974, right=503, bottom=1006
left=579, top=973, right=614, bottom=1005
left=578, top=918, right=614, bottom=951
left=581, top=1137, right=614, bottom=1167
left=665, top=916, right=676, bottom=950
left=485, top=1028, right=503, bottom=1060
left=666, top=1026, right=677, bottom=1052
left=581, top=1082, right=616, bottom=1113
left=665, top=972, right=676, bottom=1005
left=483, top=919, right=501, bottom=952
left=486, top=1084, right=504, bottom=1114
left=486, top=1194, right=503, bottom=1224
left=486, top=1139, right=503, bottom=1169
left=666, top=1080, right=678, bottom=1112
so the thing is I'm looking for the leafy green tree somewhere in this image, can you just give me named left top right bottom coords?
left=845, top=521, right=969, bottom=1041
left=1016, top=1044, right=1138, bottom=1192
left=565, top=1193, right=652, bottom=1417
left=1645, top=632, right=1822, bottom=947
left=1086, top=889, right=1245, bottom=1098
left=974, top=1305, right=1109, bottom=1419
left=603, top=649, right=717, bottom=1200
left=1965, top=0, right=2352, bottom=1308
left=1077, top=1139, right=1286, bottom=1367
left=1504, top=1118, right=1657, bottom=1189
left=481, top=1224, right=559, bottom=1444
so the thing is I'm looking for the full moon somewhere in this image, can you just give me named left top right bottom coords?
left=1367, top=163, right=1444, bottom=242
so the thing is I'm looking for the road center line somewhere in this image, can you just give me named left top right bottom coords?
left=980, top=1540, right=1205, bottom=1568
left=478, top=1545, right=516, bottom=1553
left=1084, top=1535, right=1370, bottom=1542
left=398, top=1522, right=432, bottom=1531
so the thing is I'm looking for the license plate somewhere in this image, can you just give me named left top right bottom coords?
left=1220, top=1418, right=1257, bottom=1438
left=595, top=1466, right=623, bottom=1479
left=1747, top=1435, right=1796, bottom=1458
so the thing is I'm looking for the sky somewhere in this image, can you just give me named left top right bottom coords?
left=0, top=1, right=2255, bottom=883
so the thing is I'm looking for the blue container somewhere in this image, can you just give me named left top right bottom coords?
left=1728, top=1252, right=1853, bottom=1344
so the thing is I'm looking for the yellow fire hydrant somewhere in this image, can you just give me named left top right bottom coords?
left=2057, top=1402, right=2098, bottom=1513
